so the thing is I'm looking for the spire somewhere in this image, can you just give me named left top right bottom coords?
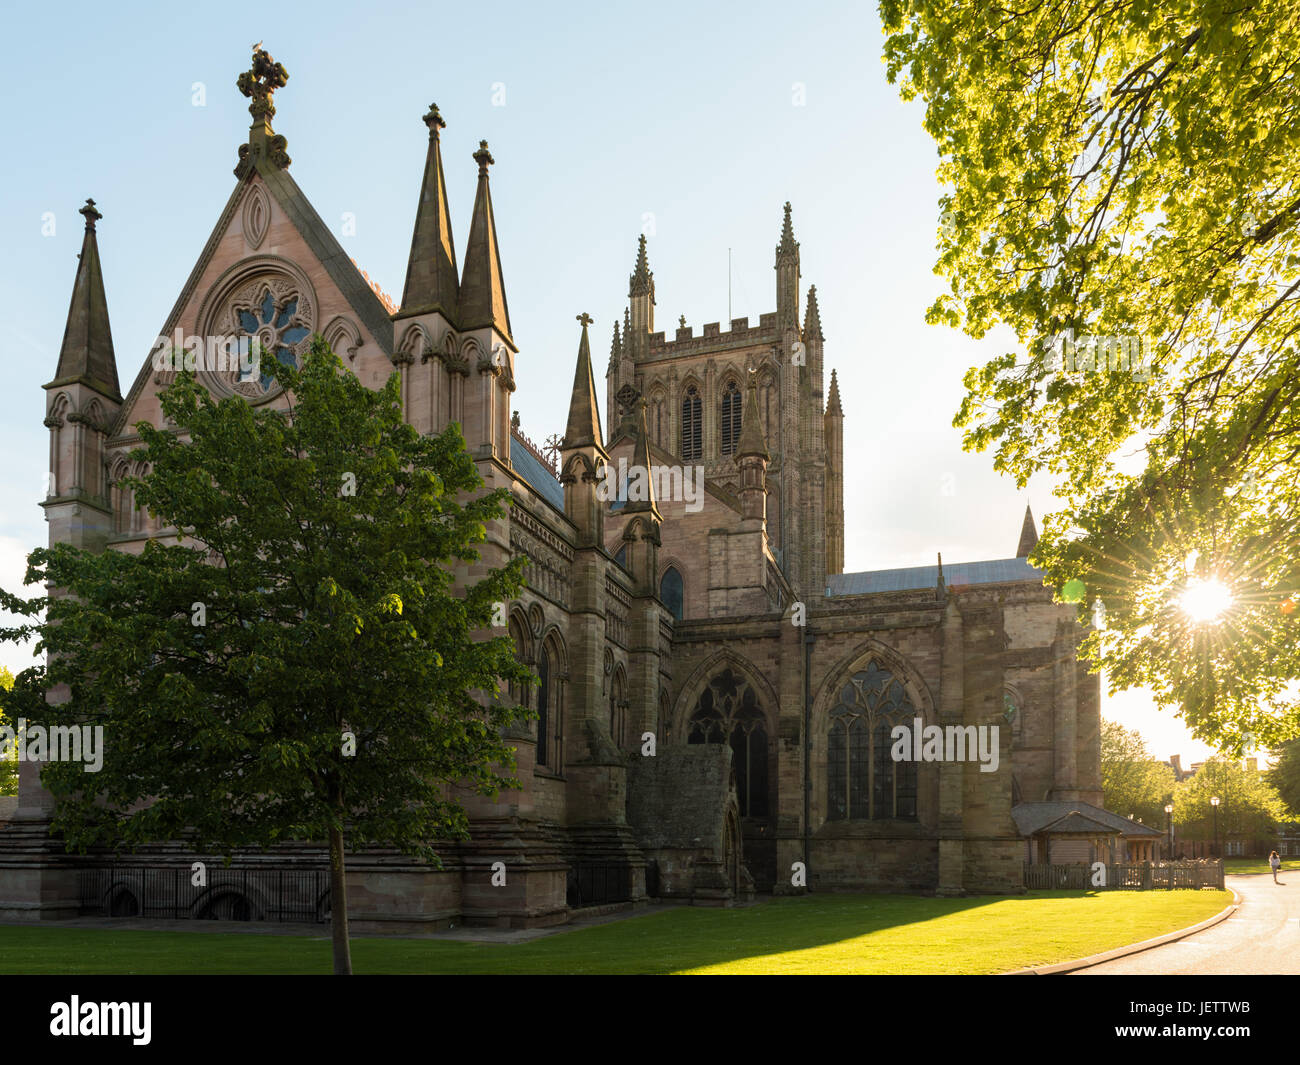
left=736, top=374, right=770, bottom=460
left=623, top=399, right=660, bottom=518
left=458, top=140, right=513, bottom=343
left=776, top=201, right=799, bottom=262
left=826, top=367, right=842, bottom=415
left=51, top=199, right=120, bottom=398
left=1016, top=505, right=1039, bottom=558
left=629, top=234, right=654, bottom=298
left=397, top=104, right=459, bottom=323
left=565, top=313, right=604, bottom=449
left=804, top=284, right=823, bottom=340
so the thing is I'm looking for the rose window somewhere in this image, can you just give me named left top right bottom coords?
left=231, top=281, right=312, bottom=396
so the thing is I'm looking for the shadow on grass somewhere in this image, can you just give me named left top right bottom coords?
left=0, top=888, right=1227, bottom=975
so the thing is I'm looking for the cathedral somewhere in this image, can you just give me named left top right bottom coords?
left=0, top=53, right=1139, bottom=930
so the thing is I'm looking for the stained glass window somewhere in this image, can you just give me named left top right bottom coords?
left=660, top=566, right=684, bottom=620
left=233, top=285, right=311, bottom=393
left=826, top=662, right=919, bottom=821
left=537, top=651, right=550, bottom=767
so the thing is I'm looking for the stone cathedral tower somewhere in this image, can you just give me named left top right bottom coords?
left=604, top=203, right=845, bottom=605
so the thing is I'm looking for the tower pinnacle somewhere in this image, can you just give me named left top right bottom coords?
left=459, top=139, right=512, bottom=343
left=736, top=373, right=770, bottom=461
left=398, top=102, right=459, bottom=323
left=826, top=367, right=842, bottom=415
left=565, top=313, right=603, bottom=450
left=777, top=201, right=799, bottom=261
left=49, top=199, right=120, bottom=399
left=629, top=234, right=654, bottom=298
left=804, top=284, right=823, bottom=340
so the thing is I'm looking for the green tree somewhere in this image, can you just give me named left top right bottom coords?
left=1267, top=739, right=1300, bottom=819
left=881, top=2, right=1300, bottom=750
left=1174, top=757, right=1285, bottom=852
left=1100, top=718, right=1175, bottom=827
left=0, top=666, right=16, bottom=797
left=0, top=339, right=531, bottom=974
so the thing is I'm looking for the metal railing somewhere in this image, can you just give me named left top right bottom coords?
left=78, top=865, right=331, bottom=923
left=566, top=863, right=630, bottom=908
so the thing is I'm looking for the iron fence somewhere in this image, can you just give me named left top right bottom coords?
left=566, top=862, right=630, bottom=908
left=78, top=865, right=331, bottom=923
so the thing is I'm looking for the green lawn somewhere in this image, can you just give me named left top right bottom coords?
left=1224, top=857, right=1300, bottom=875
left=0, top=890, right=1230, bottom=974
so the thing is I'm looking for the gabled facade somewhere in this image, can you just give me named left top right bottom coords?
left=1, top=52, right=1106, bottom=928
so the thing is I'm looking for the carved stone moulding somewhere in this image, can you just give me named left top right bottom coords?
left=242, top=183, right=271, bottom=250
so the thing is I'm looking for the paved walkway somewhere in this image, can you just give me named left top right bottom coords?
left=1075, top=874, right=1300, bottom=975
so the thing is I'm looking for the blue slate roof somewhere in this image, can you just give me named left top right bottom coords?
left=826, top=557, right=1044, bottom=597
left=510, top=437, right=564, bottom=511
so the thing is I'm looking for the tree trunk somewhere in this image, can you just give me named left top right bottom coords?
left=329, top=822, right=353, bottom=975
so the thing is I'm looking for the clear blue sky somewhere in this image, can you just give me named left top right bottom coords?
left=0, top=0, right=1215, bottom=761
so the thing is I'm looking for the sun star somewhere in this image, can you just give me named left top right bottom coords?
left=1180, top=578, right=1234, bottom=623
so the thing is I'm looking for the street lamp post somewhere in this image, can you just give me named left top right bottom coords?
left=1211, top=796, right=1220, bottom=861
left=1165, top=803, right=1175, bottom=886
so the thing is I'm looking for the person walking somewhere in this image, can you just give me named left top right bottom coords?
left=1269, top=850, right=1282, bottom=883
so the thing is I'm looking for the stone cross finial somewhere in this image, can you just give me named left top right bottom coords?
left=423, top=103, right=445, bottom=136
left=577, top=312, right=594, bottom=328
left=237, top=47, right=289, bottom=118
left=474, top=140, right=495, bottom=175
left=79, top=198, right=102, bottom=230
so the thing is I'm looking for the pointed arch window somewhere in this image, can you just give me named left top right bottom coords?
left=650, top=391, right=667, bottom=450
left=609, top=669, right=627, bottom=749
left=507, top=617, right=530, bottom=710
left=681, top=386, right=702, bottom=461
left=660, top=566, right=684, bottom=620
left=537, top=649, right=551, bottom=768
left=827, top=662, right=918, bottom=821
left=720, top=380, right=742, bottom=456
left=687, top=668, right=768, bottom=817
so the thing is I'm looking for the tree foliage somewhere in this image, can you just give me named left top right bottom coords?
left=1268, top=738, right=1300, bottom=818
left=0, top=339, right=531, bottom=970
left=1173, top=756, right=1285, bottom=843
left=1100, top=718, right=1176, bottom=827
left=881, top=0, right=1300, bottom=749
